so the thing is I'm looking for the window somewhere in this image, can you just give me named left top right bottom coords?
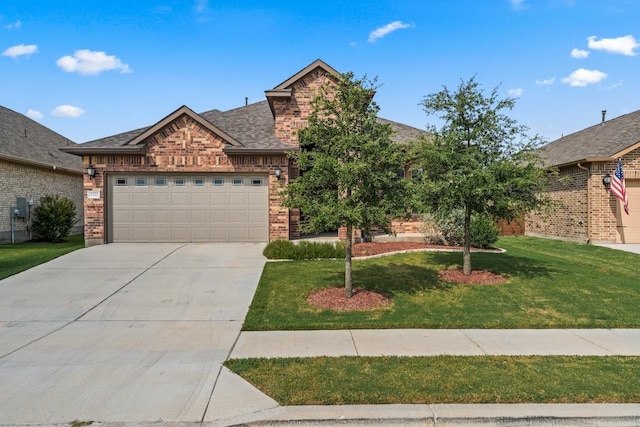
left=251, top=178, right=263, bottom=186
left=174, top=178, right=186, bottom=186
left=193, top=178, right=205, bottom=186
left=213, top=178, right=225, bottom=186
left=232, top=178, right=243, bottom=186
left=115, top=178, right=128, bottom=186
left=135, top=177, right=147, bottom=187
left=155, top=177, right=167, bottom=186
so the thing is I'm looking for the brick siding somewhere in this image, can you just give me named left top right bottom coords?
left=527, top=147, right=640, bottom=243
left=82, top=115, right=289, bottom=245
left=0, top=159, right=83, bottom=243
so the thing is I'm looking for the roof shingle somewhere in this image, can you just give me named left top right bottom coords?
left=0, top=106, right=82, bottom=172
left=540, top=109, right=640, bottom=167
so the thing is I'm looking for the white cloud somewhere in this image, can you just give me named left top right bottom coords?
left=570, top=48, right=589, bottom=58
left=26, top=109, right=43, bottom=120
left=508, top=88, right=523, bottom=97
left=194, top=0, right=209, bottom=13
left=2, top=44, right=37, bottom=58
left=368, top=21, right=413, bottom=43
left=52, top=105, right=86, bottom=118
left=4, top=20, right=22, bottom=30
left=535, top=77, right=556, bottom=86
left=561, top=68, right=607, bottom=87
left=56, top=49, right=132, bottom=75
left=587, top=35, right=639, bottom=56
left=510, top=0, right=528, bottom=10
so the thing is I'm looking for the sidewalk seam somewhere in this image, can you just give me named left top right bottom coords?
left=349, top=330, right=360, bottom=355
left=460, top=329, right=488, bottom=355
left=566, top=328, right=615, bottom=355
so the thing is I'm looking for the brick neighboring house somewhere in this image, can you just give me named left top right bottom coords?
left=0, top=106, right=83, bottom=243
left=62, top=59, right=426, bottom=246
left=527, top=110, right=640, bottom=244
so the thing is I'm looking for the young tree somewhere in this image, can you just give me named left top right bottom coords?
left=417, top=77, right=551, bottom=275
left=284, top=72, right=410, bottom=297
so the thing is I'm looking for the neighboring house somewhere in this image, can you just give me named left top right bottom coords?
left=0, top=106, right=83, bottom=243
left=527, top=110, right=640, bottom=244
left=62, top=59, right=426, bottom=246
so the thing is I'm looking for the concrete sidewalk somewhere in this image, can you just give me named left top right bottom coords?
left=231, top=328, right=640, bottom=358
left=199, top=328, right=640, bottom=426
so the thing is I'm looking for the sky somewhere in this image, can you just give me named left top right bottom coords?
left=2, top=0, right=640, bottom=144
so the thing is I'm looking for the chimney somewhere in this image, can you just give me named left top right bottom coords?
left=601, top=110, right=607, bottom=125
left=245, top=97, right=248, bottom=106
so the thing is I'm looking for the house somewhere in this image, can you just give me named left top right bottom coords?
left=527, top=110, right=640, bottom=244
left=0, top=106, right=83, bottom=243
left=62, top=59, right=426, bottom=246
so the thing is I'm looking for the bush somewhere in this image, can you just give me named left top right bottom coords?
left=263, top=240, right=346, bottom=260
left=433, top=210, right=499, bottom=249
left=469, top=214, right=499, bottom=249
left=32, top=194, right=78, bottom=243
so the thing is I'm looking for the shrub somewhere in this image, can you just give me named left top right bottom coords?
left=469, top=214, right=499, bottom=249
left=263, top=240, right=346, bottom=260
left=433, top=210, right=498, bottom=249
left=32, top=194, right=78, bottom=243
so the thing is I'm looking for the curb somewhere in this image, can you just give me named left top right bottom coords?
left=224, top=403, right=640, bottom=426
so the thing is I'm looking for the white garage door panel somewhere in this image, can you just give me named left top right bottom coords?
left=110, top=174, right=268, bottom=242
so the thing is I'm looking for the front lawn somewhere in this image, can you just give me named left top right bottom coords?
left=0, top=235, right=85, bottom=280
left=226, top=355, right=640, bottom=405
left=243, top=236, right=640, bottom=330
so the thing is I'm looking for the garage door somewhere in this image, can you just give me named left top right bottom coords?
left=109, top=174, right=268, bottom=242
left=620, top=180, right=640, bottom=243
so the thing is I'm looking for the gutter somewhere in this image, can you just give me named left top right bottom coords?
left=0, top=153, right=82, bottom=175
left=60, top=146, right=147, bottom=155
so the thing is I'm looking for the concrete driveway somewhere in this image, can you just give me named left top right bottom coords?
left=0, top=243, right=272, bottom=425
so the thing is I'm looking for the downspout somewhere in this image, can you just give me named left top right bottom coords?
left=576, top=162, right=591, bottom=243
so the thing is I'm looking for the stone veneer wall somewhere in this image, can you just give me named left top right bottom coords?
left=0, top=159, right=83, bottom=243
left=82, top=115, right=288, bottom=245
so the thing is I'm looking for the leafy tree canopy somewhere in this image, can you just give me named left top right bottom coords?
left=416, top=77, right=552, bottom=274
left=284, top=72, right=411, bottom=295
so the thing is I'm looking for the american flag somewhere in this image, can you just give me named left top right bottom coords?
left=611, top=159, right=629, bottom=215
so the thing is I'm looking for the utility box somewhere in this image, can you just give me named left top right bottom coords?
left=16, top=197, right=27, bottom=218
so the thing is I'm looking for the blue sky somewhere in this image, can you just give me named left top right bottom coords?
left=2, top=0, right=639, bottom=144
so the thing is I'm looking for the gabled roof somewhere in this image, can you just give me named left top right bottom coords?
left=124, top=105, right=242, bottom=147
left=64, top=59, right=427, bottom=156
left=0, top=105, right=82, bottom=173
left=265, top=59, right=341, bottom=117
left=271, top=59, right=340, bottom=91
left=540, top=109, right=640, bottom=167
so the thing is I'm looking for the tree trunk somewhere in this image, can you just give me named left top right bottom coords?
left=463, top=205, right=472, bottom=276
left=345, top=223, right=353, bottom=298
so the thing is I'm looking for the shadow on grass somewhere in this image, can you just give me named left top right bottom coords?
left=427, top=251, right=556, bottom=280
left=352, top=250, right=555, bottom=297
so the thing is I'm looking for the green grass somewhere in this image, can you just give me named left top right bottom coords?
left=226, top=356, right=640, bottom=405
left=243, top=236, right=640, bottom=330
left=0, top=234, right=85, bottom=280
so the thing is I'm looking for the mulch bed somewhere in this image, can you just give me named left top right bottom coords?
left=352, top=241, right=462, bottom=257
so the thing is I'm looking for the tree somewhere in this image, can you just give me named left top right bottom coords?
left=284, top=72, right=410, bottom=297
left=416, top=77, right=551, bottom=275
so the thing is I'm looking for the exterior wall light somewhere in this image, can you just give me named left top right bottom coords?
left=602, top=173, right=611, bottom=189
left=87, top=165, right=97, bottom=179
left=274, top=165, right=282, bottom=180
